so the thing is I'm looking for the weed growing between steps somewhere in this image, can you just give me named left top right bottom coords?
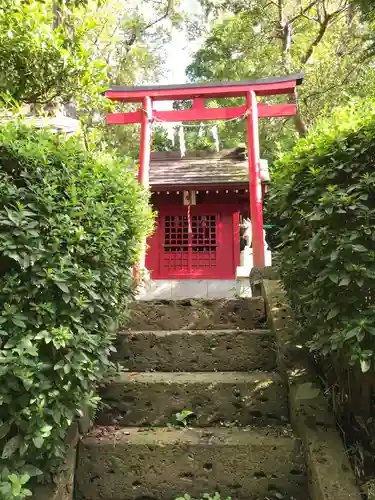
left=0, top=123, right=154, bottom=499
left=171, top=410, right=196, bottom=427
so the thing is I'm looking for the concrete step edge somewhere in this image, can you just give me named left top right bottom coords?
left=118, top=329, right=273, bottom=336
left=84, top=425, right=297, bottom=444
left=102, top=370, right=282, bottom=384
left=112, top=329, right=277, bottom=372
left=129, top=297, right=264, bottom=304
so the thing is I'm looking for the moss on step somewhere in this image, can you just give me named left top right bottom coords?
left=113, top=329, right=276, bottom=372
left=97, top=371, right=288, bottom=427
left=125, top=297, right=266, bottom=331
left=75, top=426, right=308, bottom=500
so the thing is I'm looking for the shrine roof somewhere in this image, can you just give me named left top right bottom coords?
left=149, top=148, right=269, bottom=189
left=106, top=73, right=303, bottom=101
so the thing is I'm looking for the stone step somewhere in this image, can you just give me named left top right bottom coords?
left=97, top=371, right=288, bottom=427
left=75, top=427, right=308, bottom=500
left=113, top=329, right=276, bottom=372
left=125, top=297, right=266, bottom=331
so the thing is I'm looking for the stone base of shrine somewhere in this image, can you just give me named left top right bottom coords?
left=136, top=279, right=252, bottom=301
left=136, top=247, right=272, bottom=300
left=240, top=247, right=272, bottom=269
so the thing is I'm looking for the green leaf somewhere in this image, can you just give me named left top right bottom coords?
left=327, top=307, right=340, bottom=320
left=21, top=465, right=42, bottom=478
left=8, top=474, right=19, bottom=484
left=62, top=293, right=71, bottom=303
left=328, top=273, right=339, bottom=284
left=344, top=328, right=359, bottom=340
left=0, top=421, right=11, bottom=439
left=357, top=330, right=365, bottom=342
left=34, top=330, right=49, bottom=340
left=175, top=409, right=195, bottom=424
left=54, top=360, right=65, bottom=371
left=2, top=435, right=21, bottom=459
left=12, top=317, right=26, bottom=328
left=32, top=436, right=44, bottom=448
left=360, top=359, right=371, bottom=373
left=55, top=282, right=70, bottom=294
left=330, top=250, right=339, bottom=261
left=352, top=244, right=367, bottom=252
left=40, top=424, right=53, bottom=434
left=339, top=277, right=350, bottom=286
left=309, top=212, right=323, bottom=221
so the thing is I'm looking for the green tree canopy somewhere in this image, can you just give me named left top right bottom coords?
left=0, top=0, right=189, bottom=111
left=0, top=1, right=106, bottom=106
left=184, top=0, right=375, bottom=159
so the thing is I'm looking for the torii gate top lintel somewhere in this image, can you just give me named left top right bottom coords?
left=105, top=72, right=303, bottom=102
left=104, top=72, right=304, bottom=268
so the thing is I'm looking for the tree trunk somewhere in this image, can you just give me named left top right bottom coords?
left=289, top=90, right=308, bottom=137
left=282, top=22, right=292, bottom=71
left=278, top=0, right=306, bottom=136
left=52, top=0, right=62, bottom=29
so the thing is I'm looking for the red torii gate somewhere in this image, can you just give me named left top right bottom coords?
left=105, top=73, right=303, bottom=267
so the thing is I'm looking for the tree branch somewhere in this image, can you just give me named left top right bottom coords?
left=120, top=0, right=173, bottom=60
left=301, top=16, right=329, bottom=64
left=301, top=1, right=351, bottom=64
left=277, top=0, right=284, bottom=25
left=301, top=13, right=320, bottom=23
left=322, top=0, right=328, bottom=19
left=289, top=0, right=320, bottom=24
left=267, top=0, right=281, bottom=8
left=143, top=0, right=173, bottom=31
left=93, top=5, right=120, bottom=51
left=264, top=1, right=280, bottom=9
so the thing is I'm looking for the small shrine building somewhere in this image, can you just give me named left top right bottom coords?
left=146, top=148, right=270, bottom=281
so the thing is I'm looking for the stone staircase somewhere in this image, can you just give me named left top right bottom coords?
left=75, top=297, right=309, bottom=500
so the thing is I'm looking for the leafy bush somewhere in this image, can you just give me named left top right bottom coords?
left=0, top=122, right=153, bottom=498
left=269, top=99, right=375, bottom=371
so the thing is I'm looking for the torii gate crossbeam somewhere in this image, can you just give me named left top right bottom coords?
left=105, top=72, right=304, bottom=267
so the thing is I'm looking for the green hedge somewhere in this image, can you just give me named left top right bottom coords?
left=0, top=123, right=153, bottom=499
left=269, top=99, right=375, bottom=371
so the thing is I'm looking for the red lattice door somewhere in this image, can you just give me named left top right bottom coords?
left=157, top=206, right=236, bottom=279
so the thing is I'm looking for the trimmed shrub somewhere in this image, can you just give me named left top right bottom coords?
left=0, top=122, right=153, bottom=498
left=269, top=99, right=375, bottom=370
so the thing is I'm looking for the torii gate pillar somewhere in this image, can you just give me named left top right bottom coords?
left=246, top=90, right=264, bottom=267
left=138, top=96, right=152, bottom=187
